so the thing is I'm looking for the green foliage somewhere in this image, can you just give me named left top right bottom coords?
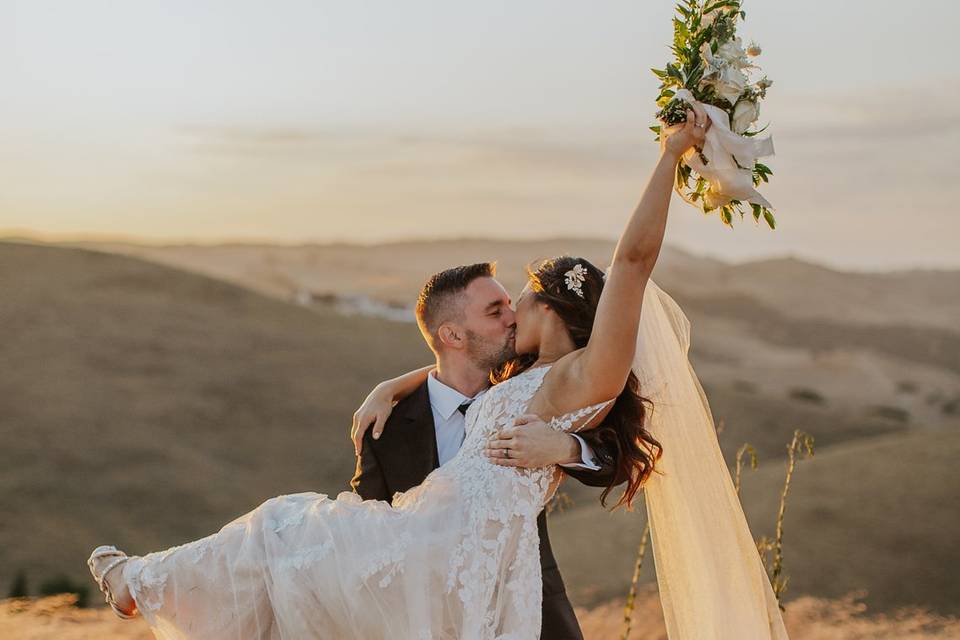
left=734, top=443, right=759, bottom=495
left=619, top=522, right=651, bottom=640
left=767, top=430, right=815, bottom=606
left=651, top=0, right=776, bottom=230
left=653, top=0, right=741, bottom=122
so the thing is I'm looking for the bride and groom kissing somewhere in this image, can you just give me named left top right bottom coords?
left=87, top=100, right=790, bottom=638
left=350, top=260, right=627, bottom=640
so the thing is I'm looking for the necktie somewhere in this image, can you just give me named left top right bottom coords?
left=457, top=400, right=473, bottom=416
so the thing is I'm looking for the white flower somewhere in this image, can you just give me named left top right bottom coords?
left=717, top=38, right=746, bottom=65
left=703, top=187, right=734, bottom=211
left=719, top=66, right=748, bottom=105
left=700, top=41, right=723, bottom=78
left=732, top=99, right=760, bottom=134
left=700, top=64, right=748, bottom=105
left=564, top=263, right=587, bottom=298
left=718, top=37, right=759, bottom=72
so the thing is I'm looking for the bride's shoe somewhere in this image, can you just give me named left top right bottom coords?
left=87, top=545, right=137, bottom=619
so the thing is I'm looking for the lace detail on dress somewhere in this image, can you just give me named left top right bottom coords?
left=126, top=558, right=168, bottom=615
left=549, top=398, right=613, bottom=433
left=436, top=364, right=609, bottom=637
left=277, top=541, right=334, bottom=572
left=269, top=510, right=306, bottom=534
left=359, top=532, right=413, bottom=588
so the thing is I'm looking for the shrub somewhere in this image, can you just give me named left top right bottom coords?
left=789, top=388, right=826, bottom=405
left=7, top=569, right=28, bottom=598
left=38, top=575, right=89, bottom=608
left=870, top=405, right=910, bottom=424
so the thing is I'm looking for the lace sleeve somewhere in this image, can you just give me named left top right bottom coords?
left=548, top=399, right=615, bottom=434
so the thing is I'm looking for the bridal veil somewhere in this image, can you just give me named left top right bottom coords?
left=632, top=277, right=789, bottom=638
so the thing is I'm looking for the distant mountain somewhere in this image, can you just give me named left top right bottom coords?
left=69, top=238, right=960, bottom=331
left=69, top=237, right=960, bottom=427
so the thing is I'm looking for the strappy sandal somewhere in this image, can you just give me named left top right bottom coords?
left=87, top=544, right=137, bottom=619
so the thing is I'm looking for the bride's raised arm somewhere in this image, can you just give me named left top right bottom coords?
left=552, top=103, right=709, bottom=408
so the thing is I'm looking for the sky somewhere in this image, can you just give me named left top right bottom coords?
left=2, top=0, right=958, bottom=271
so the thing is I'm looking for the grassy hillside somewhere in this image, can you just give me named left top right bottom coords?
left=550, top=429, right=960, bottom=614
left=0, top=240, right=957, bottom=619
left=0, top=242, right=429, bottom=594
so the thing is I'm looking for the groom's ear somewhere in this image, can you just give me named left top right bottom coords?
left=437, top=323, right=463, bottom=350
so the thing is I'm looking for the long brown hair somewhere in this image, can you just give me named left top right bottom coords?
left=492, top=256, right=662, bottom=510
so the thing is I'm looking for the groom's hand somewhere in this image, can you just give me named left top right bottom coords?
left=485, top=414, right=581, bottom=468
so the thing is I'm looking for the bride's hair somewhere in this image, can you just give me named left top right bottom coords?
left=491, top=256, right=662, bottom=510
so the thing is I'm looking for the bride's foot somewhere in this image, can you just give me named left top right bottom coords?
left=87, top=545, right=137, bottom=619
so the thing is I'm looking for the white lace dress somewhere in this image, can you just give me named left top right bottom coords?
left=120, top=364, right=611, bottom=640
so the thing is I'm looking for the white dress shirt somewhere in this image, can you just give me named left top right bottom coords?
left=426, top=371, right=601, bottom=470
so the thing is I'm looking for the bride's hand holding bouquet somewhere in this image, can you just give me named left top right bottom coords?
left=652, top=0, right=777, bottom=228
left=660, top=102, right=712, bottom=162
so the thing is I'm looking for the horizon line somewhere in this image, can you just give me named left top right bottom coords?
left=1, top=231, right=956, bottom=277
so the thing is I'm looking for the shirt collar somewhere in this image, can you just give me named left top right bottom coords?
left=427, top=370, right=487, bottom=420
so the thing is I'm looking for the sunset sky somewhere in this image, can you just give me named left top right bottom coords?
left=2, top=0, right=958, bottom=270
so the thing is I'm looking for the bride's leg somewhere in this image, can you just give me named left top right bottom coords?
left=90, top=554, right=136, bottom=616
left=103, top=495, right=291, bottom=637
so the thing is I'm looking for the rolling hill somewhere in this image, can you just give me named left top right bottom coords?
left=0, top=241, right=429, bottom=594
left=1, top=239, right=958, bottom=619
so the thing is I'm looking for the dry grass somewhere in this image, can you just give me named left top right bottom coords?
left=4, top=592, right=958, bottom=640
left=577, top=589, right=960, bottom=640
left=0, top=241, right=429, bottom=595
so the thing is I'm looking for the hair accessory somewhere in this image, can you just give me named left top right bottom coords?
left=563, top=263, right=587, bottom=298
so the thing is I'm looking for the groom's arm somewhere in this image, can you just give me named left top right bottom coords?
left=350, top=432, right=391, bottom=502
left=561, top=427, right=623, bottom=488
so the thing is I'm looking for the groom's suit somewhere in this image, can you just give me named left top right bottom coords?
left=351, top=378, right=621, bottom=640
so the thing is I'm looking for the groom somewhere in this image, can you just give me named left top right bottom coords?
left=351, top=262, right=623, bottom=639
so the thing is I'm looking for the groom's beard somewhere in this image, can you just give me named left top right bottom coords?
left=465, top=328, right=517, bottom=373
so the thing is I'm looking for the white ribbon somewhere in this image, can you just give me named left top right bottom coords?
left=668, top=88, right=775, bottom=211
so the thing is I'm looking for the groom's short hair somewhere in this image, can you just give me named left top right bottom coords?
left=416, top=262, right=497, bottom=348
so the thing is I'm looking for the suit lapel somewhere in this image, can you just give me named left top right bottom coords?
left=403, top=381, right=440, bottom=472
left=379, top=381, right=439, bottom=493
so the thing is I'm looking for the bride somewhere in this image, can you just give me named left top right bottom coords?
left=87, top=100, right=788, bottom=639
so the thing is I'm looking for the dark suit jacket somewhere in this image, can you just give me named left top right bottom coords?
left=350, top=381, right=621, bottom=640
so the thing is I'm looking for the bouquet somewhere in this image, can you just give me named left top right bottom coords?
left=652, top=0, right=776, bottom=228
